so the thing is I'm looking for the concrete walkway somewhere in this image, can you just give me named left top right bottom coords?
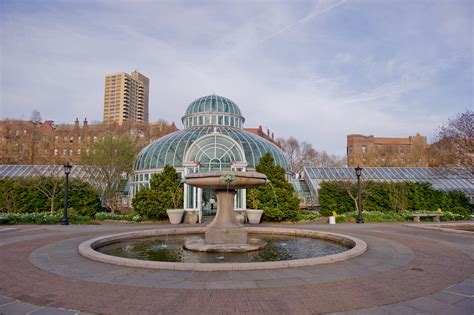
left=0, top=222, right=472, bottom=314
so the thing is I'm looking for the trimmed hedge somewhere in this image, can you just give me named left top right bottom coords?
left=0, top=177, right=101, bottom=217
left=319, top=180, right=470, bottom=219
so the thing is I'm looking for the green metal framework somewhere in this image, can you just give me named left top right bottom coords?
left=185, top=133, right=245, bottom=172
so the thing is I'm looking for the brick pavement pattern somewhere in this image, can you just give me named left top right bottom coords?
left=0, top=224, right=473, bottom=314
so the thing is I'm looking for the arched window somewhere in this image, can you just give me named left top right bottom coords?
left=185, top=133, right=245, bottom=172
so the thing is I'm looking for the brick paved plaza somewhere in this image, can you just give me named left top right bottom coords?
left=0, top=222, right=473, bottom=314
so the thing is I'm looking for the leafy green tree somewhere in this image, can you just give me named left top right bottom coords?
left=132, top=165, right=183, bottom=220
left=249, top=153, right=299, bottom=221
left=81, top=134, right=137, bottom=213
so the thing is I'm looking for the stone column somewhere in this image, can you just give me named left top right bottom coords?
left=205, top=190, right=247, bottom=244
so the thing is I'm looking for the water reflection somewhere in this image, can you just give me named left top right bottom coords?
left=97, top=234, right=350, bottom=263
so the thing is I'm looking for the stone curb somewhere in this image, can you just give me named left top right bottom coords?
left=78, top=227, right=367, bottom=271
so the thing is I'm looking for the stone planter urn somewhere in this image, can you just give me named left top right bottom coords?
left=246, top=209, right=263, bottom=224
left=183, top=210, right=199, bottom=224
left=234, top=210, right=247, bottom=224
left=166, top=209, right=184, bottom=224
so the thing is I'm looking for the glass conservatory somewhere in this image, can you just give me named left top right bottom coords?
left=303, top=167, right=474, bottom=205
left=132, top=94, right=289, bottom=214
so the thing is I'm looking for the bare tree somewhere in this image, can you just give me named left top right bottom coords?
left=430, top=110, right=473, bottom=167
left=279, top=137, right=302, bottom=173
left=32, top=167, right=63, bottom=214
left=279, top=137, right=346, bottom=173
left=339, top=179, right=371, bottom=213
left=408, top=134, right=429, bottom=166
left=30, top=110, right=42, bottom=124
left=318, top=151, right=346, bottom=167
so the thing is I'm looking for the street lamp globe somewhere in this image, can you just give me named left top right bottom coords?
left=355, top=165, right=362, bottom=177
left=64, top=163, right=72, bottom=175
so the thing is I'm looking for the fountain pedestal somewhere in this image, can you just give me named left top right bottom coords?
left=183, top=171, right=268, bottom=253
left=205, top=190, right=247, bottom=244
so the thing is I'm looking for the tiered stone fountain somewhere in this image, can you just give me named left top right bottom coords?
left=183, top=171, right=268, bottom=252
left=79, top=170, right=367, bottom=271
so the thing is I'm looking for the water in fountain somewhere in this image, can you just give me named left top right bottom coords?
left=266, top=180, right=279, bottom=209
left=97, top=233, right=350, bottom=263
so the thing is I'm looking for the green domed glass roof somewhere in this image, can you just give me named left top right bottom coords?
left=134, top=126, right=289, bottom=172
left=184, top=95, right=243, bottom=117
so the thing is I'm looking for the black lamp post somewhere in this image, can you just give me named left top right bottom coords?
left=61, top=163, right=72, bottom=225
left=355, top=166, right=364, bottom=224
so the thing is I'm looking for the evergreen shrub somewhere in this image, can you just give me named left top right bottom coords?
left=0, top=177, right=101, bottom=216
left=247, top=153, right=300, bottom=222
left=132, top=165, right=184, bottom=220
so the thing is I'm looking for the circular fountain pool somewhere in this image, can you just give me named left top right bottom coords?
left=79, top=227, right=367, bottom=271
left=96, top=234, right=349, bottom=263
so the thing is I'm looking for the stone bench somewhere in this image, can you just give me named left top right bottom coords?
left=410, top=213, right=442, bottom=223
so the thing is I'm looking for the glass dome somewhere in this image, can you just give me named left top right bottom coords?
left=132, top=94, right=290, bottom=208
left=134, top=126, right=288, bottom=172
left=182, top=95, right=245, bottom=128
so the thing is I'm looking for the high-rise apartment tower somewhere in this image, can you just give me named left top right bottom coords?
left=103, top=71, right=149, bottom=124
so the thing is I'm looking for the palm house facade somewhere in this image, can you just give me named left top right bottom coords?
left=132, top=95, right=289, bottom=213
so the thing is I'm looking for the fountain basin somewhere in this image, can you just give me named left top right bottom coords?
left=78, top=227, right=367, bottom=271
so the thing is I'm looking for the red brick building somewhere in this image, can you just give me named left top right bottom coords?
left=347, top=134, right=429, bottom=167
left=0, top=118, right=177, bottom=165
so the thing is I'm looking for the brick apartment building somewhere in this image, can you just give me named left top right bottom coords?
left=0, top=118, right=177, bottom=165
left=0, top=118, right=280, bottom=165
left=347, top=134, right=429, bottom=167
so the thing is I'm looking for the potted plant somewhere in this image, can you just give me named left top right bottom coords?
left=164, top=168, right=185, bottom=224
left=246, top=189, right=263, bottom=224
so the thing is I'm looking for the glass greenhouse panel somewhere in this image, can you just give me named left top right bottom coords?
left=303, top=167, right=473, bottom=198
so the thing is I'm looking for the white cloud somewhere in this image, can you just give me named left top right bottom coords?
left=1, top=0, right=472, bottom=156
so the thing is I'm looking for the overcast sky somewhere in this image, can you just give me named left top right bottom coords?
left=1, top=0, right=472, bottom=155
